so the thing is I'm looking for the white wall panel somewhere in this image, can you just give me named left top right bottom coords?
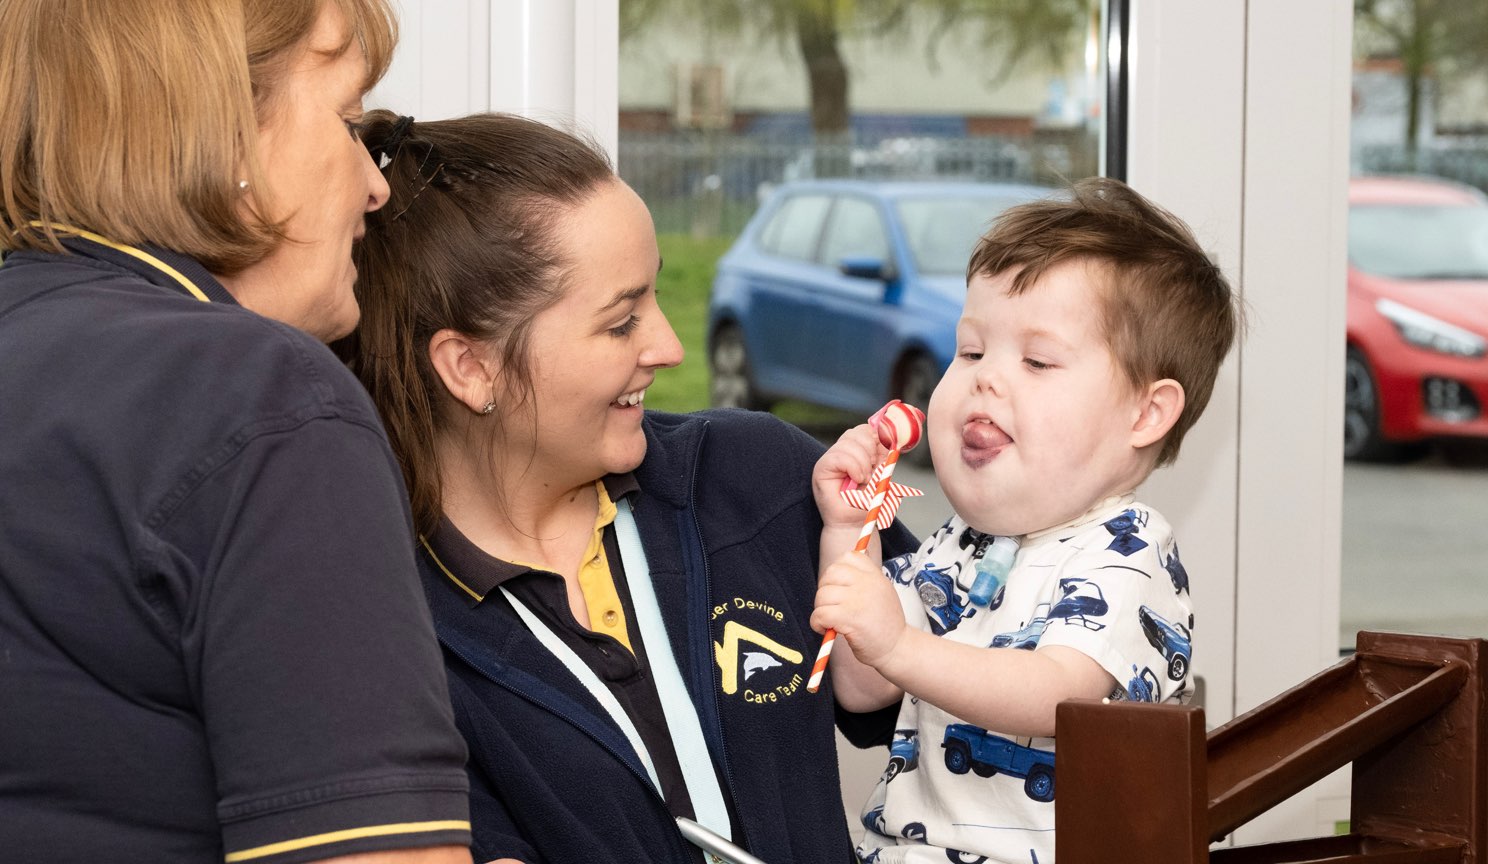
left=371, top=0, right=618, bottom=159
left=1130, top=0, right=1354, bottom=842
left=1230, top=0, right=1353, bottom=841
left=1127, top=0, right=1247, bottom=732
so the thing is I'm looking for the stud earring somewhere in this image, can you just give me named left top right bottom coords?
left=237, top=179, right=249, bottom=191
left=480, top=401, right=497, bottom=415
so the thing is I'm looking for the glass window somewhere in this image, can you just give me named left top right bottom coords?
left=897, top=194, right=1043, bottom=276
left=618, top=1, right=1108, bottom=239
left=1342, top=1, right=1488, bottom=655
left=1349, top=204, right=1488, bottom=280
left=758, top=194, right=831, bottom=261
left=817, top=197, right=889, bottom=266
left=619, top=0, right=1122, bottom=842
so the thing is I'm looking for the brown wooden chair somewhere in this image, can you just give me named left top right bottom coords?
left=1055, top=631, right=1485, bottom=864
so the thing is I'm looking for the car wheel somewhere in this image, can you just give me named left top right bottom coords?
left=1024, top=765, right=1055, bottom=803
left=970, top=762, right=997, bottom=778
left=1343, top=347, right=1419, bottom=461
left=884, top=756, right=905, bottom=782
left=943, top=741, right=971, bottom=775
left=948, top=852, right=988, bottom=864
left=902, top=822, right=927, bottom=842
left=710, top=324, right=769, bottom=411
left=1167, top=653, right=1188, bottom=681
left=896, top=353, right=939, bottom=467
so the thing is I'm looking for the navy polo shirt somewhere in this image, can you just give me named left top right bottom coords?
left=421, top=473, right=742, bottom=836
left=0, top=234, right=471, bottom=862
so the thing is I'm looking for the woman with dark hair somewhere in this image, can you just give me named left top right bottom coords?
left=344, top=110, right=919, bottom=863
left=0, top=3, right=470, bottom=862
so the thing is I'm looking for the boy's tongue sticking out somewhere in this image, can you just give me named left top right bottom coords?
left=962, top=418, right=1012, bottom=464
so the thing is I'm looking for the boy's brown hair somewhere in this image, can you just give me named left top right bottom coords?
left=968, top=177, right=1239, bottom=466
left=0, top=0, right=396, bottom=276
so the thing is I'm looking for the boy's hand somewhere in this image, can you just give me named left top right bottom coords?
left=811, top=551, right=906, bottom=669
left=812, top=424, right=886, bottom=530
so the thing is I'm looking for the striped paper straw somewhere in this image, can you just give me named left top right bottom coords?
left=807, top=446, right=905, bottom=694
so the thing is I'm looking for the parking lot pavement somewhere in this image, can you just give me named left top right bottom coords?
left=1340, top=443, right=1488, bottom=648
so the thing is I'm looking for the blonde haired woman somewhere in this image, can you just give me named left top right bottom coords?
left=0, top=3, right=470, bottom=862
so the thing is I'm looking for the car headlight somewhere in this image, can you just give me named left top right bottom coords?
left=1376, top=298, right=1486, bottom=358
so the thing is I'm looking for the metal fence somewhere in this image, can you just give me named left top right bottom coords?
left=617, top=130, right=1097, bottom=237
left=1358, top=144, right=1488, bottom=193
left=619, top=137, right=1488, bottom=239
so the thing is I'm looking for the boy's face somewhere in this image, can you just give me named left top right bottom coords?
left=928, top=259, right=1161, bottom=537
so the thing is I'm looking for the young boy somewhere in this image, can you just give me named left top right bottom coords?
left=811, top=177, right=1239, bottom=864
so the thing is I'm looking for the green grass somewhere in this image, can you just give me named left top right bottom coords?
left=647, top=232, right=863, bottom=431
left=648, top=232, right=732, bottom=413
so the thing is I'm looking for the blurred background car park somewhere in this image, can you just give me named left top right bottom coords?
left=706, top=179, right=1051, bottom=463
left=1345, top=175, right=1488, bottom=460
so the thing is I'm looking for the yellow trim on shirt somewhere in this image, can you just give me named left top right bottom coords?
left=420, top=535, right=485, bottom=602
left=577, top=481, right=633, bottom=652
left=419, top=482, right=633, bottom=648
left=27, top=220, right=211, bottom=302
left=223, top=819, right=470, bottom=862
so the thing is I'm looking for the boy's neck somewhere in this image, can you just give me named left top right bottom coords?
left=1023, top=492, right=1136, bottom=542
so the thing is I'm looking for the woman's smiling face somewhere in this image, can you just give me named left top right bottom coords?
left=499, top=178, right=683, bottom=487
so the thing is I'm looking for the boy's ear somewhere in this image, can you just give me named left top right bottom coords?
left=1130, top=379, right=1186, bottom=449
left=428, top=328, right=499, bottom=415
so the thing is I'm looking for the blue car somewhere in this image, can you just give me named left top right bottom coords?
left=861, top=805, right=926, bottom=843
left=707, top=179, right=1053, bottom=460
left=884, top=729, right=921, bottom=781
left=915, top=562, right=973, bottom=635
left=941, top=724, right=1055, bottom=802
left=1164, top=544, right=1190, bottom=594
left=1048, top=577, right=1107, bottom=631
left=1138, top=605, right=1192, bottom=681
left=990, top=603, right=1050, bottom=650
left=1126, top=665, right=1161, bottom=703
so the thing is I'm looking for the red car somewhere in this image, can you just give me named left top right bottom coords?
left=1345, top=175, right=1488, bottom=459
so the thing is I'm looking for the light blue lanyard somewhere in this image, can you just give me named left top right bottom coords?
left=500, top=497, right=735, bottom=860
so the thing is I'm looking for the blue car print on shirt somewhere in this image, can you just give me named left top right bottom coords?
left=1126, top=665, right=1160, bottom=702
left=941, top=724, right=1056, bottom=802
left=862, top=805, right=926, bottom=842
left=915, top=562, right=973, bottom=635
left=883, top=729, right=920, bottom=782
left=1048, top=578, right=1107, bottom=631
left=990, top=603, right=1050, bottom=650
left=884, top=551, right=918, bottom=586
left=1164, top=544, right=1190, bottom=595
left=1103, top=509, right=1148, bottom=556
left=1138, top=605, right=1192, bottom=681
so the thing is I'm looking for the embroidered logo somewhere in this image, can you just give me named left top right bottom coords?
left=742, top=651, right=782, bottom=680
left=711, top=597, right=805, bottom=704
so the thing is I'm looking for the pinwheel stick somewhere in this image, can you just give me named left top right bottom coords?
left=808, top=400, right=924, bottom=694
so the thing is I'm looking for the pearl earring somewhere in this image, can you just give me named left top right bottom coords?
left=237, top=179, right=249, bottom=191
